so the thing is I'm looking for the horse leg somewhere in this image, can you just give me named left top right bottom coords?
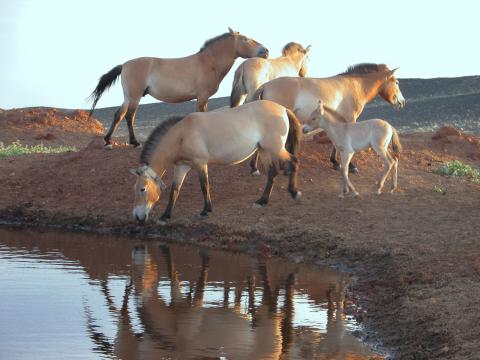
left=104, top=102, right=128, bottom=148
left=391, top=157, right=399, bottom=193
left=376, top=149, right=394, bottom=195
left=125, top=102, right=141, bottom=148
left=196, top=97, right=208, bottom=112
left=250, top=151, right=261, bottom=176
left=287, top=155, right=301, bottom=201
left=330, top=146, right=340, bottom=170
left=159, top=164, right=191, bottom=223
left=254, top=164, right=277, bottom=207
left=339, top=152, right=357, bottom=197
left=198, top=164, right=212, bottom=216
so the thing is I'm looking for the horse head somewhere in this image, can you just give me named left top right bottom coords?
left=228, top=27, right=269, bottom=59
left=379, top=67, right=406, bottom=110
left=130, top=165, right=166, bottom=224
left=282, top=42, right=311, bottom=77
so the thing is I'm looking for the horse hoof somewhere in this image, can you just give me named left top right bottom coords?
left=252, top=202, right=263, bottom=209
left=349, top=167, right=359, bottom=174
left=338, top=193, right=345, bottom=199
left=352, top=191, right=360, bottom=197
left=332, top=163, right=340, bottom=171
left=133, top=143, right=142, bottom=149
left=294, top=191, right=302, bottom=202
left=376, top=190, right=382, bottom=195
left=200, top=211, right=209, bottom=217
left=251, top=170, right=261, bottom=176
left=104, top=143, right=113, bottom=150
left=156, top=219, right=168, bottom=226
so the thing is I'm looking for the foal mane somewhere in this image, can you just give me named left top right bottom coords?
left=198, top=32, right=232, bottom=53
left=340, top=63, right=389, bottom=76
left=282, top=42, right=306, bottom=56
left=323, top=105, right=349, bottom=123
left=140, top=116, right=185, bottom=164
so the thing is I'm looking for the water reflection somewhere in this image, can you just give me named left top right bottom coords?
left=0, top=229, right=380, bottom=360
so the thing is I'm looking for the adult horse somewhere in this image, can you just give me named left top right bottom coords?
left=88, top=28, right=268, bottom=148
left=230, top=42, right=311, bottom=107
left=249, top=63, right=405, bottom=174
left=130, top=100, right=302, bottom=224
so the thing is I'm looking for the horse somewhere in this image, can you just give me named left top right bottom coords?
left=130, top=100, right=302, bottom=224
left=230, top=42, right=311, bottom=107
left=249, top=63, right=405, bottom=175
left=88, top=27, right=269, bottom=149
left=305, top=100, right=402, bottom=198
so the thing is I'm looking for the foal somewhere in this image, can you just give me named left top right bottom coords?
left=305, top=101, right=402, bottom=197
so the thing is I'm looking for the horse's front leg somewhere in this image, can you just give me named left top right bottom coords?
left=331, top=146, right=358, bottom=173
left=253, top=164, right=278, bottom=207
left=250, top=152, right=261, bottom=176
left=196, top=96, right=208, bottom=112
left=159, top=164, right=191, bottom=224
left=198, top=165, right=212, bottom=216
left=339, top=152, right=358, bottom=198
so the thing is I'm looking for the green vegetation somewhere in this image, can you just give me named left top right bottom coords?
left=0, top=140, right=77, bottom=157
left=435, top=160, right=480, bottom=183
left=433, top=184, right=446, bottom=194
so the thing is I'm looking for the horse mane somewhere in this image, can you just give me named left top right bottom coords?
left=198, top=32, right=232, bottom=52
left=140, top=116, right=185, bottom=164
left=340, top=63, right=389, bottom=76
left=282, top=42, right=306, bottom=56
left=323, top=105, right=349, bottom=123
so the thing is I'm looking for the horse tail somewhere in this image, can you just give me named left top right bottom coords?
left=251, top=84, right=265, bottom=102
left=391, top=126, right=402, bottom=159
left=286, top=108, right=302, bottom=156
left=88, top=65, right=123, bottom=118
left=230, top=66, right=247, bottom=107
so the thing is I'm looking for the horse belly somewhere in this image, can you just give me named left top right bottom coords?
left=208, top=139, right=258, bottom=165
left=147, top=73, right=196, bottom=103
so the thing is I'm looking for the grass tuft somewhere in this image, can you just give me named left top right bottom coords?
left=0, top=140, right=77, bottom=157
left=435, top=160, right=480, bottom=183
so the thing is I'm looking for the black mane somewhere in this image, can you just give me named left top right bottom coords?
left=140, top=116, right=184, bottom=164
left=198, top=32, right=232, bottom=52
left=340, top=63, right=387, bottom=75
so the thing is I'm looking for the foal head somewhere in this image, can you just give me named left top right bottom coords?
left=379, top=67, right=406, bottom=110
left=282, top=42, right=311, bottom=77
left=228, top=27, right=269, bottom=59
left=130, top=165, right=167, bottom=224
left=304, top=101, right=346, bottom=133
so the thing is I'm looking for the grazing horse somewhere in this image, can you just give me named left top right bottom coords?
left=230, top=42, right=311, bottom=107
left=88, top=28, right=269, bottom=148
left=130, top=100, right=302, bottom=224
left=249, top=63, right=405, bottom=174
left=305, top=100, right=402, bottom=197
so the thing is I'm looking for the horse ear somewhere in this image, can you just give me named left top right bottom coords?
left=306, top=45, right=312, bottom=52
left=156, top=178, right=167, bottom=191
left=388, top=67, right=399, bottom=77
left=228, top=27, right=236, bottom=34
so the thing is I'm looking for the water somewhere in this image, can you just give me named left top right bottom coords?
left=0, top=228, right=381, bottom=360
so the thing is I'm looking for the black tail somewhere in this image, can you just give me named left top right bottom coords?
left=88, top=65, right=122, bottom=118
left=285, top=109, right=302, bottom=156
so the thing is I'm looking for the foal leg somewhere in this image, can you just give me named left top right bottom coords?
left=376, top=149, right=394, bottom=195
left=339, top=152, right=358, bottom=198
left=196, top=97, right=208, bottom=112
left=254, top=165, right=278, bottom=207
left=391, top=158, right=399, bottom=193
left=331, top=146, right=358, bottom=173
left=250, top=152, right=261, bottom=176
left=125, top=102, right=141, bottom=148
left=159, top=164, right=191, bottom=223
left=104, top=101, right=128, bottom=148
left=198, top=164, right=213, bottom=216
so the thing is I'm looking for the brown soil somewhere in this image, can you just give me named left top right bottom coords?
left=0, top=114, right=480, bottom=359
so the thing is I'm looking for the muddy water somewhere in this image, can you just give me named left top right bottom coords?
left=0, top=228, right=381, bottom=360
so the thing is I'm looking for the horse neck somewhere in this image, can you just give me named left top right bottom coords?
left=148, top=133, right=179, bottom=178
left=351, top=73, right=387, bottom=104
left=320, top=108, right=345, bottom=139
left=199, top=39, right=237, bottom=82
left=284, top=53, right=305, bottom=72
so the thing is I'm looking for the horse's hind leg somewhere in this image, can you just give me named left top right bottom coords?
left=331, top=146, right=358, bottom=173
left=198, top=164, right=213, bottom=216
left=391, top=157, right=399, bottom=193
left=254, top=164, right=278, bottom=207
left=250, top=152, right=261, bottom=176
left=159, top=164, right=191, bottom=223
left=339, top=152, right=358, bottom=197
left=287, top=155, right=301, bottom=201
left=376, top=150, right=394, bottom=195
left=104, top=102, right=128, bottom=148
left=125, top=101, right=141, bottom=148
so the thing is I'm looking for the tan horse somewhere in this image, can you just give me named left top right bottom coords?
left=88, top=28, right=268, bottom=148
left=305, top=100, right=402, bottom=197
left=250, top=63, right=405, bottom=174
left=130, top=100, right=302, bottom=224
left=230, top=42, right=311, bottom=107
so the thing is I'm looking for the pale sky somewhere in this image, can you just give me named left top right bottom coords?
left=1, top=0, right=479, bottom=109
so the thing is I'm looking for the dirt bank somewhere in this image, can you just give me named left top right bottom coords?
left=0, top=112, right=479, bottom=359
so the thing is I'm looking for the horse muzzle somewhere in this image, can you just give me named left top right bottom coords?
left=133, top=207, right=148, bottom=225
left=258, top=47, right=269, bottom=59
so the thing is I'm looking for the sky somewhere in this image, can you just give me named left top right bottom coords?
left=1, top=0, right=479, bottom=109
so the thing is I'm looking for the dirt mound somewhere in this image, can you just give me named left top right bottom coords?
left=430, top=125, right=480, bottom=160
left=0, top=107, right=105, bottom=148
